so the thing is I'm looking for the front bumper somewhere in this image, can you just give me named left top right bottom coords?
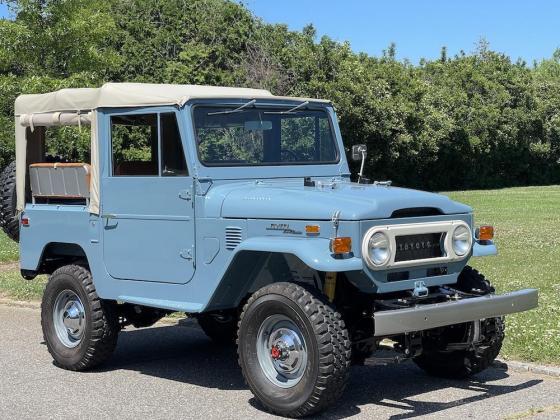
left=374, top=288, right=538, bottom=336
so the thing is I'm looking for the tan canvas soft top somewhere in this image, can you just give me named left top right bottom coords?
left=15, top=83, right=331, bottom=214
left=15, top=82, right=329, bottom=115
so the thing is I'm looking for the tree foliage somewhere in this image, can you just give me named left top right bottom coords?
left=0, top=0, right=559, bottom=190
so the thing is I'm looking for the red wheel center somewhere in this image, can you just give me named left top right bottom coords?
left=270, top=346, right=281, bottom=360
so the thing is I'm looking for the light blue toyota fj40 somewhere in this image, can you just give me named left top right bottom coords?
left=2, top=83, right=538, bottom=417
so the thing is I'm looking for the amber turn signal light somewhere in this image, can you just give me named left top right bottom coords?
left=330, top=237, right=352, bottom=254
left=477, top=225, right=494, bottom=241
left=305, top=225, right=320, bottom=235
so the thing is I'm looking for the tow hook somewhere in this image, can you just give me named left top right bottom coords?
left=412, top=281, right=429, bottom=298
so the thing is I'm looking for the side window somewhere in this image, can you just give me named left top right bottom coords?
left=111, top=114, right=158, bottom=176
left=161, top=113, right=188, bottom=176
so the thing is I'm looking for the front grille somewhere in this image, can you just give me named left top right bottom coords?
left=394, top=233, right=445, bottom=262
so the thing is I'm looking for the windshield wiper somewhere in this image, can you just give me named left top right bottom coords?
left=264, top=101, right=309, bottom=115
left=207, top=99, right=256, bottom=116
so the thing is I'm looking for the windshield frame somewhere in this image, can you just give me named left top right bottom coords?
left=191, top=101, right=341, bottom=168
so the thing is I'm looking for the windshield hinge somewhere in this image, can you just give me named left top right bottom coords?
left=195, top=178, right=213, bottom=195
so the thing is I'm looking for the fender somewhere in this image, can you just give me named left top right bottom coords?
left=472, top=241, right=497, bottom=257
left=235, top=236, right=363, bottom=272
left=204, top=236, right=362, bottom=311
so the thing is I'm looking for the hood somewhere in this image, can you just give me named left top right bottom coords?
left=210, top=180, right=471, bottom=221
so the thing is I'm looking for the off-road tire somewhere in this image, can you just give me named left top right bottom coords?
left=0, top=161, right=19, bottom=242
left=237, top=282, right=351, bottom=418
left=455, top=265, right=495, bottom=295
left=41, top=265, right=119, bottom=371
left=197, top=311, right=238, bottom=344
left=413, top=266, right=504, bottom=379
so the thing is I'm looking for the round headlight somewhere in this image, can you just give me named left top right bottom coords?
left=368, top=232, right=391, bottom=266
left=452, top=225, right=471, bottom=256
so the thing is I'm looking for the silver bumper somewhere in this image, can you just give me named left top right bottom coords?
left=374, top=288, right=538, bottom=337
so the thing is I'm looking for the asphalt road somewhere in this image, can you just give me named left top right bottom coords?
left=1, top=304, right=559, bottom=420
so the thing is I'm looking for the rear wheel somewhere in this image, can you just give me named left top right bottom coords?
left=197, top=311, right=238, bottom=344
left=237, top=282, right=351, bottom=417
left=41, top=265, right=119, bottom=371
left=413, top=266, right=504, bottom=378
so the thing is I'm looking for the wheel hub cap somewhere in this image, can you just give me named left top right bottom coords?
left=53, top=290, right=85, bottom=348
left=257, top=315, right=308, bottom=388
left=269, top=329, right=304, bottom=372
left=62, top=301, right=84, bottom=336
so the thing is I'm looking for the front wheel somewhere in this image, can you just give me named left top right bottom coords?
left=237, top=282, right=351, bottom=417
left=41, top=265, right=120, bottom=371
left=413, top=266, right=505, bottom=378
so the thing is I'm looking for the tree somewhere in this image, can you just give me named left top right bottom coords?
left=0, top=0, right=558, bottom=188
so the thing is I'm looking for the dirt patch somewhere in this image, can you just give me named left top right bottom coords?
left=0, top=261, right=18, bottom=273
left=0, top=298, right=40, bottom=309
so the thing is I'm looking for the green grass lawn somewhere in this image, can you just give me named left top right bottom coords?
left=447, top=185, right=560, bottom=365
left=0, top=230, right=18, bottom=262
left=0, top=185, right=558, bottom=364
left=0, top=270, right=46, bottom=300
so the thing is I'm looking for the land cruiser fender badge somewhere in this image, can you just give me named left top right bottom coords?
left=266, top=223, right=302, bottom=235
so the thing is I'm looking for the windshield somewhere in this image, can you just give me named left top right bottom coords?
left=193, top=105, right=339, bottom=166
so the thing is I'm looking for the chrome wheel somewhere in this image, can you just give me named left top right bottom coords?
left=256, top=314, right=308, bottom=388
left=52, top=290, right=85, bottom=348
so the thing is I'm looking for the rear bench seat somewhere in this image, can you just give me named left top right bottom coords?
left=29, top=163, right=90, bottom=203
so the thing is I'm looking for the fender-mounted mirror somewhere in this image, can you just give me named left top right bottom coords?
left=351, top=144, right=369, bottom=183
left=351, top=144, right=367, bottom=161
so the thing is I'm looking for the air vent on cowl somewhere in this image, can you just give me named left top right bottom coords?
left=225, top=226, right=243, bottom=250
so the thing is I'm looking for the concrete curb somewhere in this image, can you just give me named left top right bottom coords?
left=494, top=359, right=560, bottom=378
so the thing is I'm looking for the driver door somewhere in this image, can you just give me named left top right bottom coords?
left=101, top=109, right=195, bottom=284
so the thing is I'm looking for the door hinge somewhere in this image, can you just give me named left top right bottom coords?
left=180, top=248, right=194, bottom=263
left=178, top=190, right=192, bottom=201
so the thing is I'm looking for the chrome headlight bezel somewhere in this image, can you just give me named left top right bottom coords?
left=451, top=224, right=473, bottom=257
left=367, top=231, right=391, bottom=267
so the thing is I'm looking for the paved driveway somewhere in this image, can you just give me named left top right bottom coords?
left=1, top=304, right=558, bottom=419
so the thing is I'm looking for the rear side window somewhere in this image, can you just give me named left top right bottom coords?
left=111, top=113, right=188, bottom=176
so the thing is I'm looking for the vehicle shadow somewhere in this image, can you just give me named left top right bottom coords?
left=318, top=363, right=541, bottom=419
left=95, top=323, right=542, bottom=419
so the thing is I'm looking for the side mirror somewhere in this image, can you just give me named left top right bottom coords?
left=351, top=144, right=367, bottom=161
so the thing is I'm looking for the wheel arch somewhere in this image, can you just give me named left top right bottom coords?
left=205, top=236, right=362, bottom=312
left=205, top=250, right=320, bottom=311
left=22, top=242, right=91, bottom=279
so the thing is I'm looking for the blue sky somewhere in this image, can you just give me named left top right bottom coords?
left=1, top=1, right=558, bottom=64
left=243, top=0, right=560, bottom=64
